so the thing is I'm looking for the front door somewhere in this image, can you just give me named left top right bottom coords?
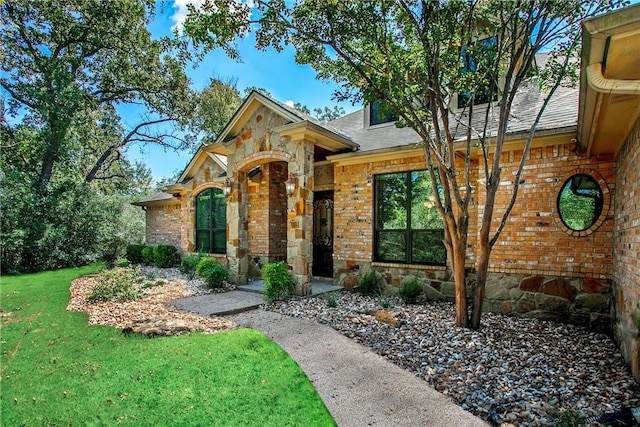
left=312, top=191, right=334, bottom=278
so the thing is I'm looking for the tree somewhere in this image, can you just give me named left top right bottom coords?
left=183, top=0, right=623, bottom=328
left=195, top=77, right=243, bottom=142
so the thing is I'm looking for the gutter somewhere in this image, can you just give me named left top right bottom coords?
left=586, top=63, right=640, bottom=95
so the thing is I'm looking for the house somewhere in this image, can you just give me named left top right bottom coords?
left=134, top=5, right=640, bottom=381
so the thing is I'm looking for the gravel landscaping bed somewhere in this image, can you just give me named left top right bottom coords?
left=266, top=291, right=640, bottom=426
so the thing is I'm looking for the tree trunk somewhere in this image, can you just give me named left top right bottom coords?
left=452, top=238, right=468, bottom=328
left=471, top=235, right=490, bottom=329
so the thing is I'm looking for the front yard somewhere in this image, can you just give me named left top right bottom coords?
left=0, top=265, right=334, bottom=426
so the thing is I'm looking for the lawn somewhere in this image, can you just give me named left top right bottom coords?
left=1, top=265, right=335, bottom=426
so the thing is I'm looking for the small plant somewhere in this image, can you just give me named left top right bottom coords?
left=195, top=257, right=220, bottom=277
left=358, top=270, right=381, bottom=296
left=179, top=254, right=202, bottom=275
left=377, top=291, right=394, bottom=309
left=554, top=409, right=584, bottom=427
left=203, top=263, right=228, bottom=289
left=125, top=244, right=146, bottom=264
left=141, top=246, right=155, bottom=265
left=399, top=277, right=423, bottom=304
left=262, top=261, right=295, bottom=302
left=87, top=267, right=142, bottom=303
left=323, top=292, right=339, bottom=308
left=153, top=245, right=178, bottom=268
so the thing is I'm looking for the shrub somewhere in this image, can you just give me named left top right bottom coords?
left=195, top=257, right=220, bottom=277
left=399, top=277, right=423, bottom=304
left=323, top=292, right=339, bottom=308
left=115, top=259, right=130, bottom=268
left=358, top=270, right=381, bottom=296
left=203, top=263, right=228, bottom=289
left=87, top=267, right=142, bottom=303
left=179, top=254, right=202, bottom=275
left=262, top=261, right=295, bottom=302
left=153, top=244, right=178, bottom=268
left=125, top=244, right=146, bottom=264
left=141, top=246, right=154, bottom=265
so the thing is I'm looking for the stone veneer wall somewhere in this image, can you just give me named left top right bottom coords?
left=613, top=117, right=640, bottom=382
left=144, top=204, right=183, bottom=249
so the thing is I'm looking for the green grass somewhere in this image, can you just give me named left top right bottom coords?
left=1, top=265, right=335, bottom=426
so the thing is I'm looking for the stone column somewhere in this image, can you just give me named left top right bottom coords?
left=287, top=140, right=314, bottom=295
left=227, top=172, right=249, bottom=285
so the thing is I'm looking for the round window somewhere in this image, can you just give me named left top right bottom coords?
left=556, top=174, right=604, bottom=232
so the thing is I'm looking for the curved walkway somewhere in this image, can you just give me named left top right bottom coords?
left=228, top=309, right=489, bottom=427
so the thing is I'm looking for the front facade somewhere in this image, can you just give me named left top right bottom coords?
left=135, top=5, right=640, bottom=380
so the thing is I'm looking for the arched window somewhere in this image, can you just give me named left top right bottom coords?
left=195, top=188, right=226, bottom=254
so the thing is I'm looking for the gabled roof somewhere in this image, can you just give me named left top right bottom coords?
left=132, top=191, right=179, bottom=206
left=176, top=90, right=358, bottom=183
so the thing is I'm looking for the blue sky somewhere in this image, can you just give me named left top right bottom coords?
left=126, top=1, right=360, bottom=181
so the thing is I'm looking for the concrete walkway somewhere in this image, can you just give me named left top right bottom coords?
left=171, top=291, right=489, bottom=427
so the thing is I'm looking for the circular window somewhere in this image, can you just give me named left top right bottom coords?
left=556, top=174, right=604, bottom=232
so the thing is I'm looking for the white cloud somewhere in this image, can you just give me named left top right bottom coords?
left=284, top=100, right=295, bottom=107
left=170, top=0, right=255, bottom=35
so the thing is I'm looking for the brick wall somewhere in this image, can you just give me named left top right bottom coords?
left=478, top=142, right=615, bottom=279
left=613, top=117, right=640, bottom=381
left=145, top=204, right=182, bottom=249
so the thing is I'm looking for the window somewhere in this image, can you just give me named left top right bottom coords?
left=369, top=99, right=398, bottom=126
left=457, top=36, right=499, bottom=109
left=195, top=188, right=226, bottom=254
left=374, top=170, right=445, bottom=265
left=557, top=174, right=603, bottom=232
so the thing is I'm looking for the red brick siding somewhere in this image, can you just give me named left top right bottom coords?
left=613, top=117, right=640, bottom=381
left=477, top=143, right=615, bottom=279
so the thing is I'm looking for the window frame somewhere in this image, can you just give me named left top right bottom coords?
left=365, top=99, right=399, bottom=128
left=373, top=170, right=446, bottom=266
left=195, top=187, right=227, bottom=254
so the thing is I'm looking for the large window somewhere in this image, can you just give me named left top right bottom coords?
left=374, top=170, right=445, bottom=265
left=195, top=188, right=226, bottom=254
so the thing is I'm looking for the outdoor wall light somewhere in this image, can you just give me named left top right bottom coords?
left=285, top=174, right=296, bottom=196
left=222, top=178, right=232, bottom=197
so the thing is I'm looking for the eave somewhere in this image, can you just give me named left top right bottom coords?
left=275, top=121, right=359, bottom=153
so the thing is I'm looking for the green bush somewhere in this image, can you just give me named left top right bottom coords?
left=87, top=267, right=142, bottom=303
left=126, top=244, right=146, bottom=264
left=262, top=261, right=295, bottom=302
left=195, top=257, right=220, bottom=277
left=153, top=244, right=178, bottom=268
left=323, top=292, right=339, bottom=308
left=399, top=277, right=423, bottom=304
left=179, top=254, right=203, bottom=274
left=203, top=263, right=228, bottom=289
left=141, top=246, right=154, bottom=265
left=115, top=259, right=130, bottom=268
left=358, top=270, right=381, bottom=296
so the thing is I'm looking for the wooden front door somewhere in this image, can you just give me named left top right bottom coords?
left=312, top=191, right=334, bottom=278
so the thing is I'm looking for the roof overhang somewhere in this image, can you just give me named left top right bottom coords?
left=275, top=121, right=359, bottom=152
left=578, top=4, right=640, bottom=157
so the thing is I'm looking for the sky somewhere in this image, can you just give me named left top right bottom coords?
left=125, top=1, right=361, bottom=182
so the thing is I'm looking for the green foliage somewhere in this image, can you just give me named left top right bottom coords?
left=126, top=244, right=147, bottom=264
left=377, top=293, right=394, bottom=309
left=1, top=266, right=334, bottom=426
left=180, top=254, right=203, bottom=274
left=86, top=267, right=142, bottom=303
left=554, top=409, right=584, bottom=427
left=153, top=244, right=178, bottom=268
left=141, top=246, right=155, bottom=265
left=358, top=270, right=381, bottom=296
left=203, top=263, right=229, bottom=289
left=399, top=277, right=423, bottom=304
left=262, top=261, right=296, bottom=302
left=195, top=257, right=220, bottom=277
